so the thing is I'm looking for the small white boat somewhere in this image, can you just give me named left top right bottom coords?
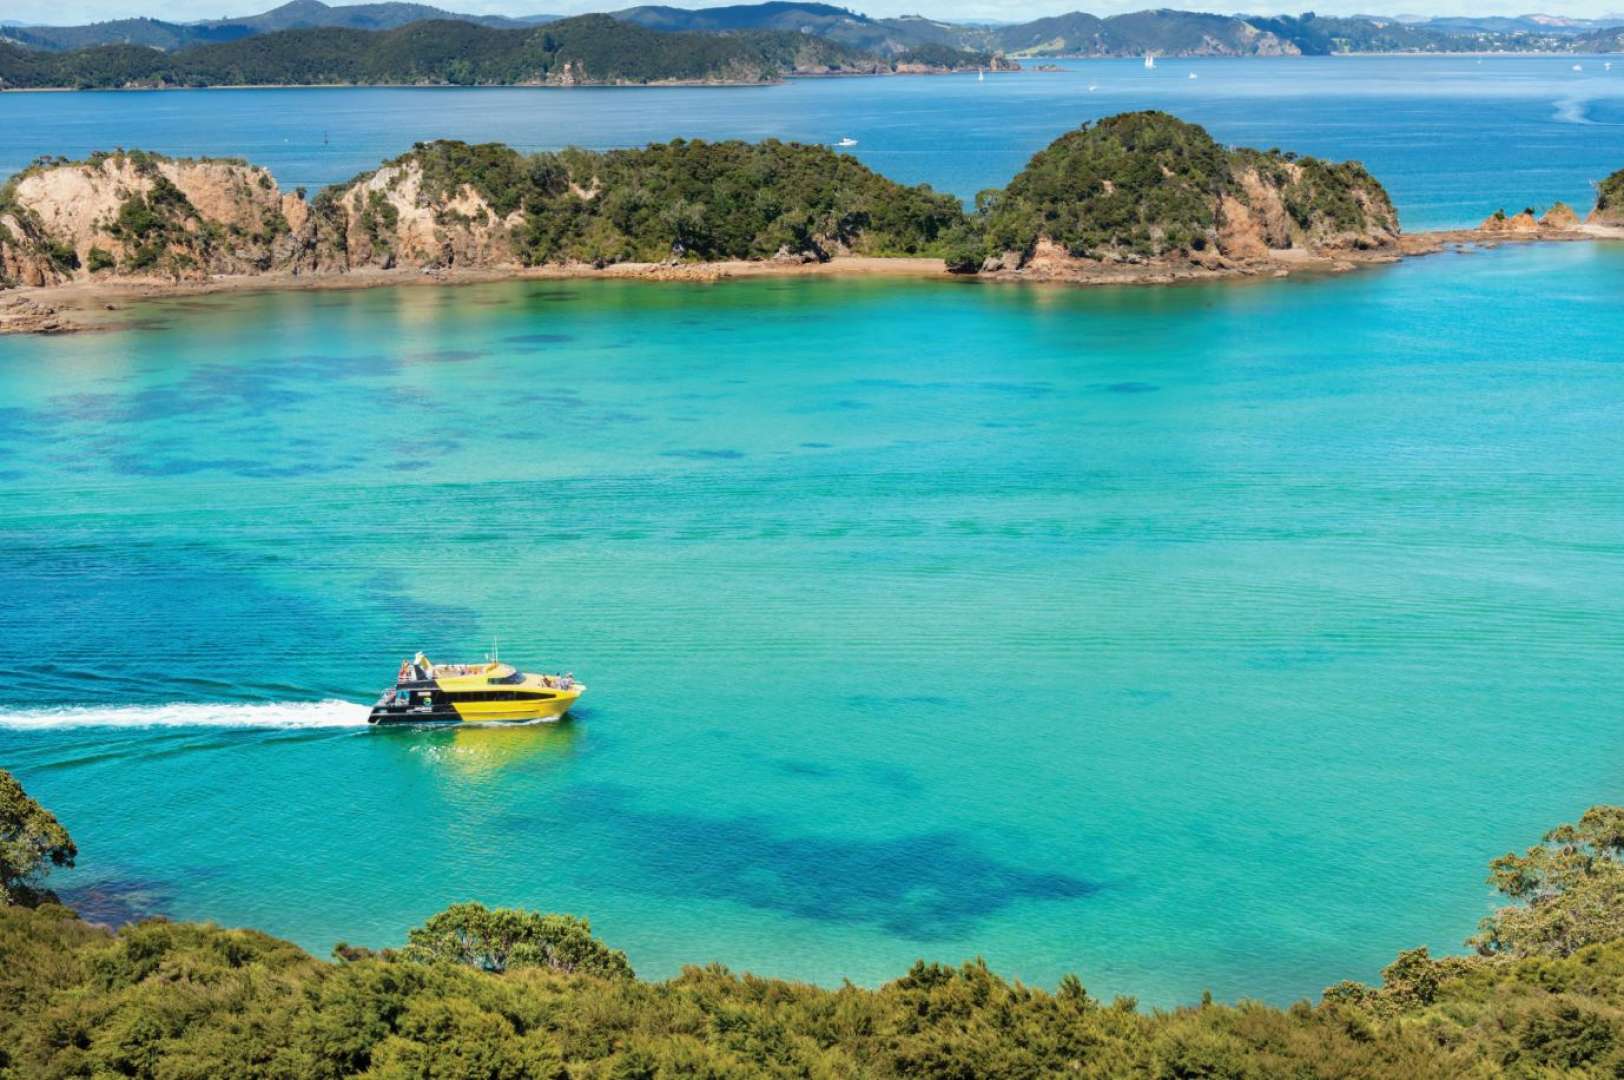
left=978, top=67, right=984, bottom=82
left=1144, top=52, right=1155, bottom=69
left=1088, top=83, right=1098, bottom=92
left=1188, top=71, right=1198, bottom=79
left=1573, top=63, right=1584, bottom=71
left=836, top=137, right=858, bottom=148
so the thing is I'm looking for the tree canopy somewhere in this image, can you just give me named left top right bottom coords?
left=1596, top=168, right=1624, bottom=222
left=1469, top=804, right=1624, bottom=958
left=969, top=110, right=1396, bottom=264
left=401, top=901, right=634, bottom=978
left=0, top=768, right=76, bottom=908
left=355, top=137, right=971, bottom=264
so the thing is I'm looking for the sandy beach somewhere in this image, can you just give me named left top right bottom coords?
left=4, top=229, right=1621, bottom=336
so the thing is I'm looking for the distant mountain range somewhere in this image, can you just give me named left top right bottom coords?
left=5, top=0, right=1624, bottom=58
left=0, top=0, right=561, bottom=53
left=0, top=11, right=1004, bottom=89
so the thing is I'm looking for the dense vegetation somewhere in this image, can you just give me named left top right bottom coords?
left=0, top=769, right=76, bottom=908
left=0, top=16, right=893, bottom=89
left=354, top=137, right=970, bottom=263
left=965, top=111, right=1393, bottom=264
left=1595, top=168, right=1624, bottom=223
left=0, top=115, right=1401, bottom=279
left=8, top=764, right=1624, bottom=1077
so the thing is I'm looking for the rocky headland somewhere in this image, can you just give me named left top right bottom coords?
left=961, top=111, right=1404, bottom=285
left=1591, top=168, right=1624, bottom=227
left=2, top=114, right=1620, bottom=334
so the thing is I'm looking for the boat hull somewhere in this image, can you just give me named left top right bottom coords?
left=368, top=689, right=582, bottom=725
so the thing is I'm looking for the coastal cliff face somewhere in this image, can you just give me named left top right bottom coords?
left=0, top=152, right=312, bottom=286
left=970, top=112, right=1401, bottom=277
left=0, top=139, right=967, bottom=291
left=316, top=158, right=528, bottom=272
left=1592, top=169, right=1624, bottom=226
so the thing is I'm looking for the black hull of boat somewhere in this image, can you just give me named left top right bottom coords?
left=368, top=705, right=461, bottom=725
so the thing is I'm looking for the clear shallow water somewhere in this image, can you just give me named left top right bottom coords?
left=3, top=56, right=1624, bottom=229
left=3, top=244, right=1624, bottom=1004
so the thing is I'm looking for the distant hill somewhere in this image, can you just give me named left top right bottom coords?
left=5, top=2, right=1623, bottom=60
left=0, top=14, right=999, bottom=89
left=0, top=0, right=560, bottom=53
left=1409, top=13, right=1614, bottom=34
left=601, top=3, right=1624, bottom=57
left=611, top=2, right=954, bottom=56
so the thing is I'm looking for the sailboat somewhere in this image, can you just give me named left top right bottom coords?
left=1144, top=52, right=1156, bottom=69
left=978, top=67, right=985, bottom=82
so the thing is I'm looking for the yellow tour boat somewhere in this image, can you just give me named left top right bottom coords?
left=368, top=651, right=584, bottom=725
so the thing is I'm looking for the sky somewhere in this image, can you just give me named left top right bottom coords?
left=7, top=0, right=1624, bottom=30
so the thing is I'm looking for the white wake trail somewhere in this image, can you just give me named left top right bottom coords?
left=0, top=700, right=371, bottom=730
left=1554, top=97, right=1594, bottom=125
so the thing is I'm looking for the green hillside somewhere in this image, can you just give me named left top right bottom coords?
left=0, top=15, right=876, bottom=88
left=343, top=137, right=969, bottom=263
left=970, top=111, right=1396, bottom=264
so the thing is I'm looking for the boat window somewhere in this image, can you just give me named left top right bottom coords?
left=444, top=690, right=557, bottom=703
left=487, top=670, right=527, bottom=685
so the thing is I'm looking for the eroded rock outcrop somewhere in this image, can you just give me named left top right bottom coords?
left=1480, top=208, right=1540, bottom=234
left=0, top=151, right=314, bottom=285
left=1542, top=202, right=1580, bottom=229
left=318, top=159, right=528, bottom=272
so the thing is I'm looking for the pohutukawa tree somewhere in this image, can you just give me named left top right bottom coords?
left=0, top=768, right=77, bottom=907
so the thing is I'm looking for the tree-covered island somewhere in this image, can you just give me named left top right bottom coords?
left=0, top=112, right=1404, bottom=296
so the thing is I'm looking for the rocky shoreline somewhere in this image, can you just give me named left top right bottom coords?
left=6, top=223, right=1621, bottom=336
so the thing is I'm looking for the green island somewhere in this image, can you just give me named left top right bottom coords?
left=7, top=767, right=1624, bottom=1076
left=959, top=110, right=1398, bottom=270
left=0, top=113, right=1406, bottom=297
left=0, top=14, right=999, bottom=90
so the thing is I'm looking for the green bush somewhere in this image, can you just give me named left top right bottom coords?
left=10, top=766, right=1624, bottom=1078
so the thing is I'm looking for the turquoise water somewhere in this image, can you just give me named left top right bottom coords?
left=4, top=242, right=1624, bottom=1004
left=3, top=56, right=1624, bottom=228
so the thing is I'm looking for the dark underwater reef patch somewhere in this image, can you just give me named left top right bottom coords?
left=659, top=448, right=746, bottom=460
left=555, top=784, right=1097, bottom=939
left=406, top=348, right=485, bottom=364
left=56, top=877, right=173, bottom=927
